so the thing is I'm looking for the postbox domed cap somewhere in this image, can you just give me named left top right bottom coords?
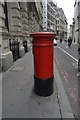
left=30, top=32, right=56, bottom=38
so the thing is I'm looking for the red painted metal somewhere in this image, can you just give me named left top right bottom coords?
left=30, top=32, right=56, bottom=79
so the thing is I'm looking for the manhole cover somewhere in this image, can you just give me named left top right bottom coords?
left=11, top=66, right=24, bottom=71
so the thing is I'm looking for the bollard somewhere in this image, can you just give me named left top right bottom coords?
left=30, top=32, right=56, bottom=96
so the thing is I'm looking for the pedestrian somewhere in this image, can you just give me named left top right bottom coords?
left=68, top=37, right=72, bottom=47
left=60, top=39, right=62, bottom=43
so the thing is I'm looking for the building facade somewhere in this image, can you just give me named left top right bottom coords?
left=47, top=2, right=56, bottom=32
left=73, top=0, right=80, bottom=44
left=0, top=1, right=43, bottom=71
left=42, top=0, right=56, bottom=32
left=55, top=8, right=67, bottom=40
left=42, top=0, right=67, bottom=40
left=0, top=0, right=68, bottom=72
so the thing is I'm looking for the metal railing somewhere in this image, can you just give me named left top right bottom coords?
left=9, top=38, right=20, bottom=61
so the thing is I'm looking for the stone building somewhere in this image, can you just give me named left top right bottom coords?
left=42, top=0, right=56, bottom=32
left=47, top=2, right=56, bottom=32
left=41, top=0, right=68, bottom=40
left=73, top=0, right=80, bottom=44
left=43, top=0, right=68, bottom=40
left=67, top=25, right=73, bottom=39
left=55, top=7, right=67, bottom=40
left=0, top=1, right=43, bottom=71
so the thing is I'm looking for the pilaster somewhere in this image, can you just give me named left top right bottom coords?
left=0, top=2, right=9, bottom=53
left=7, top=2, right=25, bottom=58
left=20, top=2, right=29, bottom=37
left=7, top=2, right=22, bottom=36
left=0, top=2, right=13, bottom=71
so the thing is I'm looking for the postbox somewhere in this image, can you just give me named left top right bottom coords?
left=30, top=32, right=56, bottom=96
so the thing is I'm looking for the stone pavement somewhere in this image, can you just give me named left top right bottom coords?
left=2, top=51, right=75, bottom=119
left=0, top=73, right=2, bottom=120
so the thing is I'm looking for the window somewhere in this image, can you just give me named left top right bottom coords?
left=4, top=2, right=9, bottom=31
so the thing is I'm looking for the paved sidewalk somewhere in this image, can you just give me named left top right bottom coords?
left=2, top=51, right=75, bottom=119
left=0, top=73, right=2, bottom=120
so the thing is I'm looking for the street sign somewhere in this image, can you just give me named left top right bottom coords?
left=43, top=0, right=47, bottom=31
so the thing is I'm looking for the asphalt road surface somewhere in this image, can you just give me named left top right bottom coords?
left=54, top=41, right=78, bottom=118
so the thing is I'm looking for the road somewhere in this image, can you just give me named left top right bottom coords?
left=54, top=41, right=78, bottom=118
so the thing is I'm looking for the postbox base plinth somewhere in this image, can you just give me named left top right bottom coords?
left=34, top=76, right=54, bottom=97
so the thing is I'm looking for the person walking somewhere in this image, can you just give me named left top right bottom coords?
left=60, top=38, right=62, bottom=43
left=68, top=37, right=72, bottom=47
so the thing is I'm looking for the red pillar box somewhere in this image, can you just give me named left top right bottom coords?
left=30, top=32, right=56, bottom=96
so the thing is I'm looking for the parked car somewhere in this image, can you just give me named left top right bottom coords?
left=54, top=39, right=57, bottom=46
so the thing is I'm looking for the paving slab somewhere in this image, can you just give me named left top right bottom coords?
left=0, top=73, right=2, bottom=119
left=54, top=63, right=75, bottom=119
left=2, top=51, right=75, bottom=119
left=2, top=52, right=61, bottom=118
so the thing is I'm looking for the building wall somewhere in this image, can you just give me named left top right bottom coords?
left=55, top=7, right=60, bottom=40
left=47, top=2, right=56, bottom=32
left=73, top=0, right=80, bottom=44
left=68, top=25, right=73, bottom=38
left=27, top=2, right=40, bottom=33
left=0, top=2, right=9, bottom=53
left=55, top=7, right=67, bottom=40
left=42, top=0, right=67, bottom=38
left=0, top=2, right=12, bottom=71
left=0, top=1, right=43, bottom=71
